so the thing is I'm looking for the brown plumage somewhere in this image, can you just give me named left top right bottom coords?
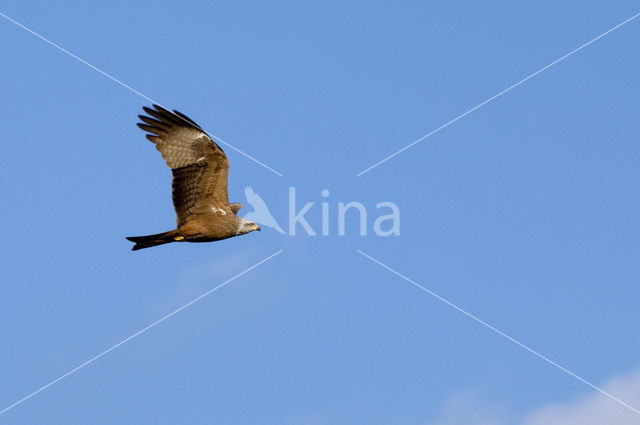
left=126, top=105, right=260, bottom=251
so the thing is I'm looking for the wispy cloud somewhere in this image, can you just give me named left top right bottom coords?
left=522, top=367, right=640, bottom=425
left=428, top=367, right=640, bottom=425
left=146, top=248, right=283, bottom=324
left=425, top=393, right=508, bottom=425
left=0, top=250, right=283, bottom=416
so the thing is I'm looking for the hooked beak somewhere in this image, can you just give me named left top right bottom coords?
left=253, top=224, right=261, bottom=232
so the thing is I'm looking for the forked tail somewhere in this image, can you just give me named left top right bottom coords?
left=126, top=230, right=178, bottom=251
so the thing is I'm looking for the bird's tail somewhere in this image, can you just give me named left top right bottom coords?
left=126, top=230, right=179, bottom=251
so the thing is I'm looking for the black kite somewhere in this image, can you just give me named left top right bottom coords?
left=126, top=105, right=260, bottom=250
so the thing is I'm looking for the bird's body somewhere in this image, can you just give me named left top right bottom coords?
left=126, top=105, right=260, bottom=250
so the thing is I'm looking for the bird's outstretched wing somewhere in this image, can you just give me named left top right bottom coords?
left=137, top=105, right=231, bottom=227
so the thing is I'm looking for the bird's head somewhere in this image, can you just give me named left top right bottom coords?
left=237, top=218, right=261, bottom=235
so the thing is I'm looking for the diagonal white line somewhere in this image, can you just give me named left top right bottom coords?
left=0, top=249, right=283, bottom=416
left=356, top=249, right=640, bottom=416
left=356, top=12, right=640, bottom=177
left=0, top=11, right=283, bottom=177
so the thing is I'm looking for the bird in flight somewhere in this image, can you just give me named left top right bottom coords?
left=126, top=105, right=260, bottom=250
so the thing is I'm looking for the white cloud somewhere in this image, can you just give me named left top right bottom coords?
left=428, top=368, right=640, bottom=425
left=427, top=393, right=508, bottom=425
left=522, top=368, right=640, bottom=425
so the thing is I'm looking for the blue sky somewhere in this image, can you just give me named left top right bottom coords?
left=1, top=1, right=639, bottom=424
